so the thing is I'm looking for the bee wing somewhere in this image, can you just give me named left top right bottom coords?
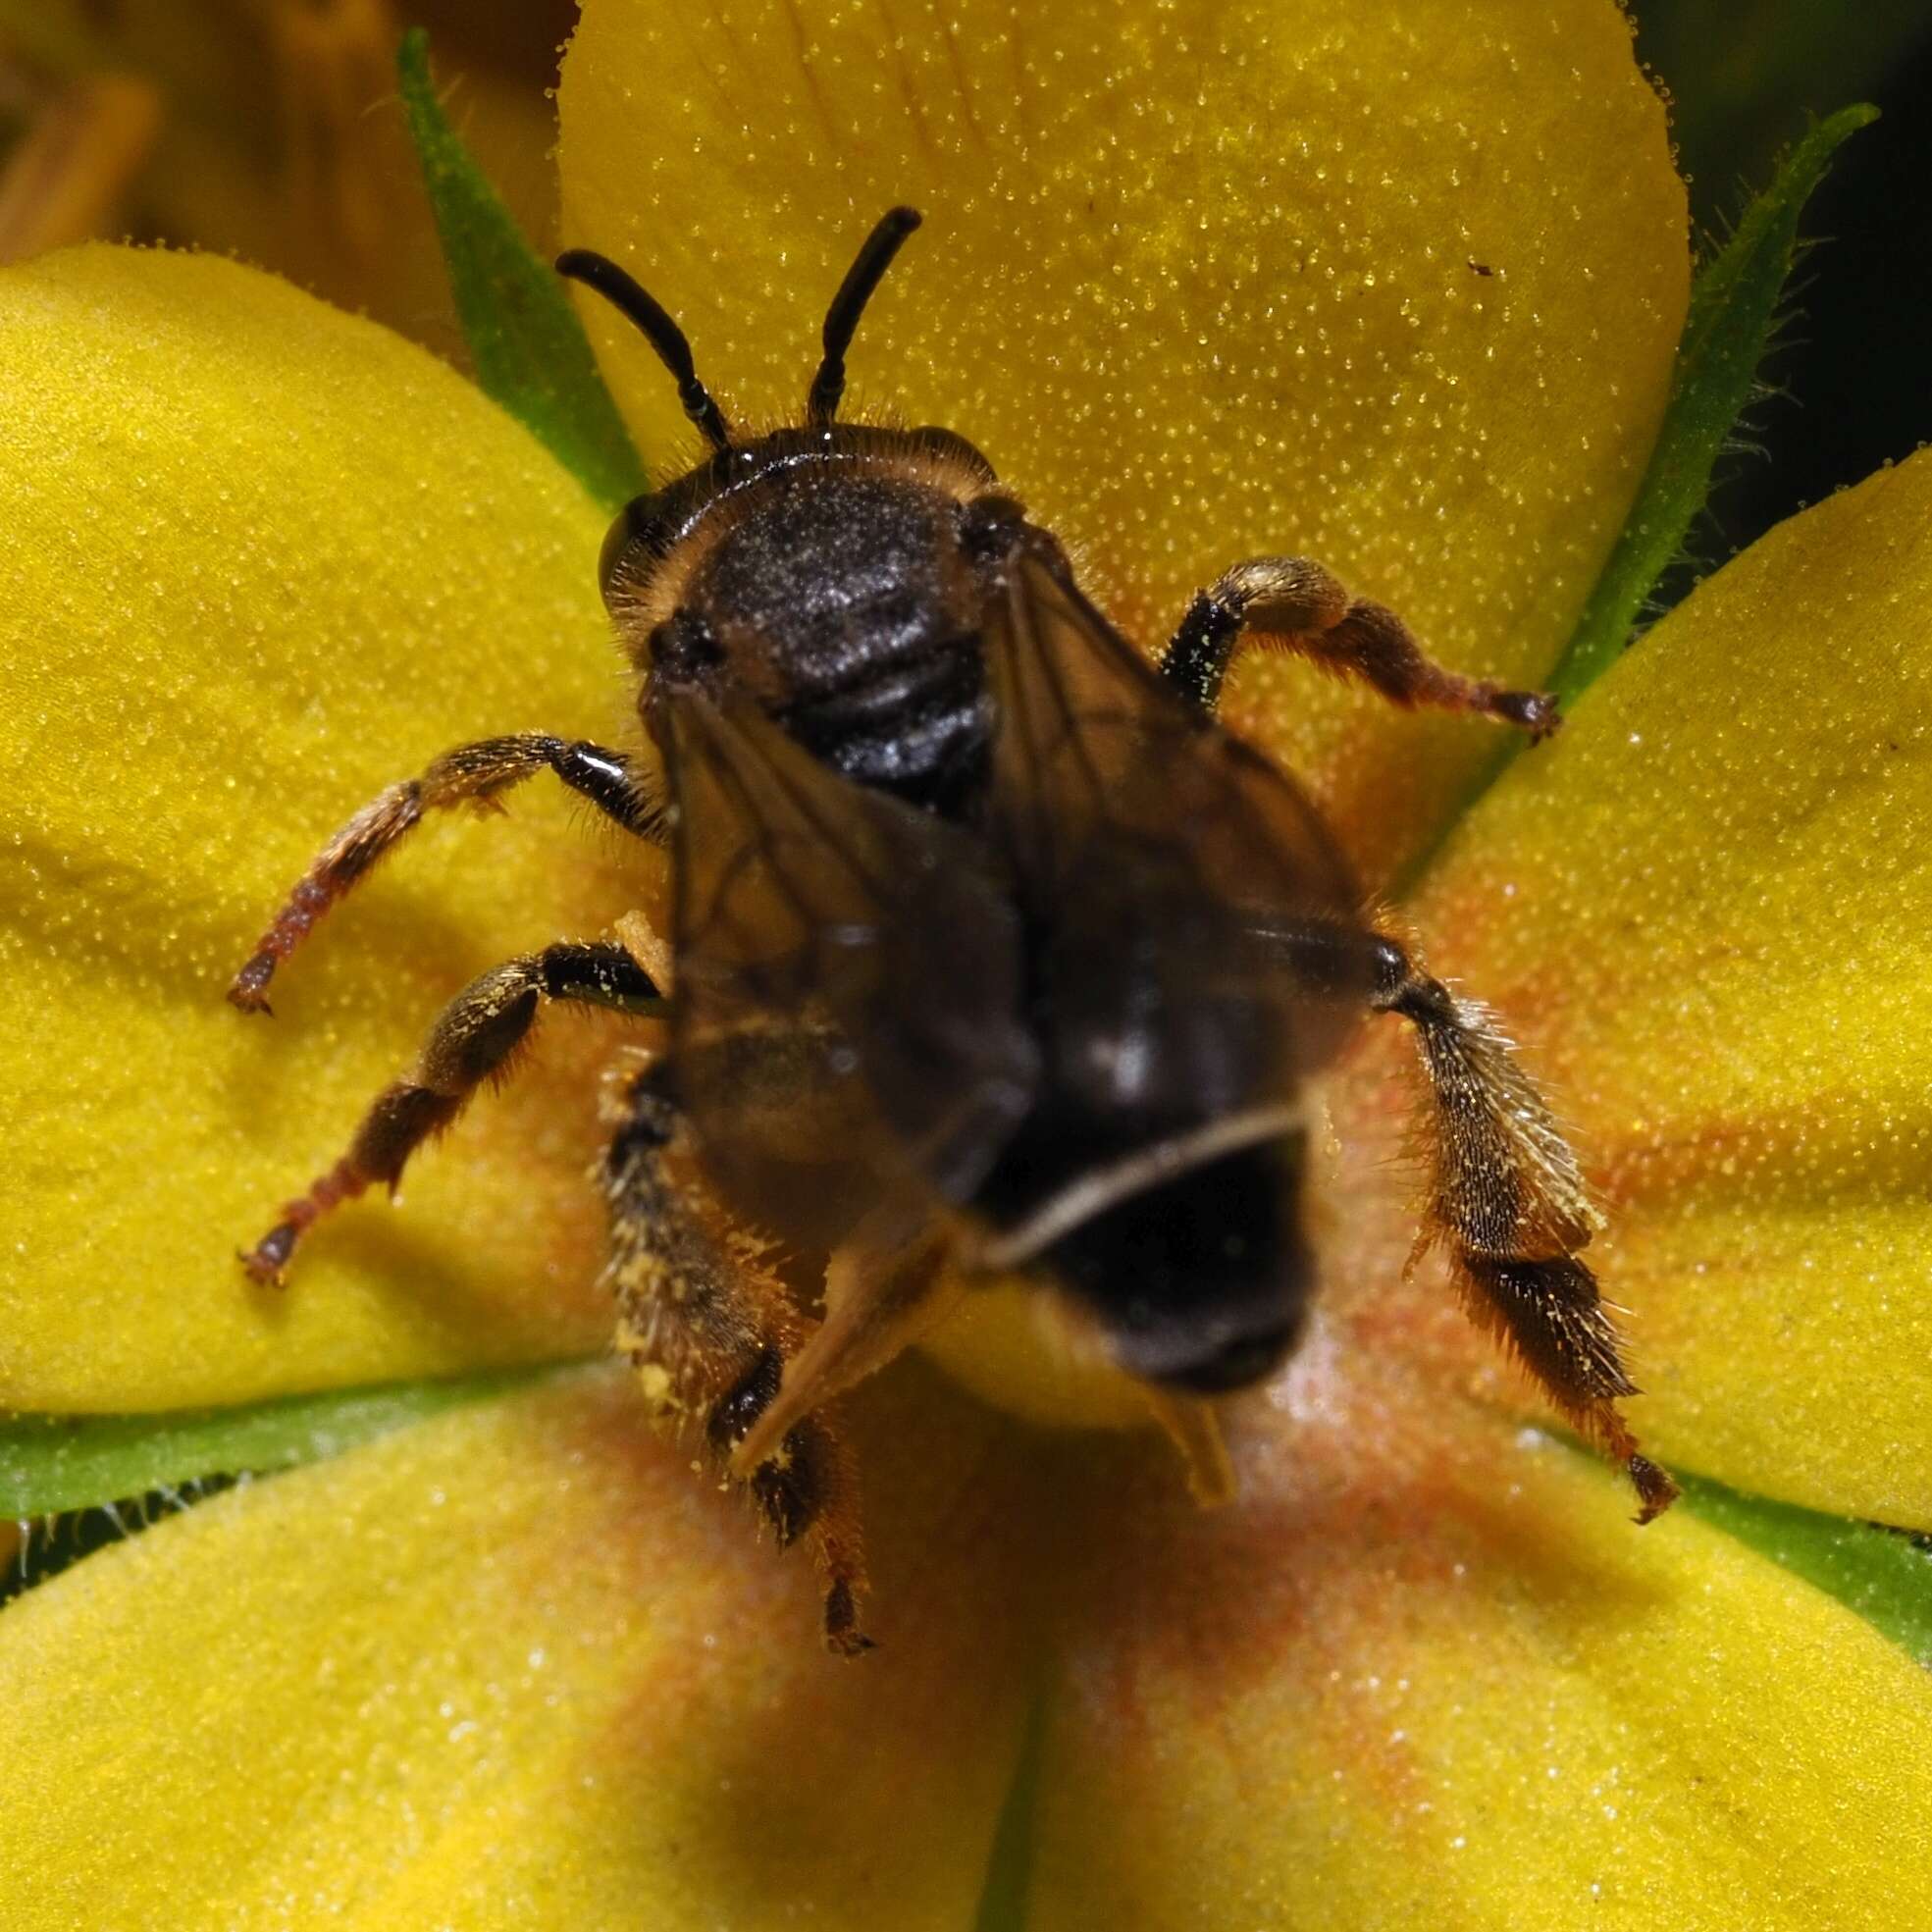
left=984, top=535, right=1362, bottom=927
left=976, top=534, right=1377, bottom=1167
left=660, top=686, right=1038, bottom=1249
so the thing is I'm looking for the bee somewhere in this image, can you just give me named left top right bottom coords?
left=231, top=207, right=1677, bottom=1654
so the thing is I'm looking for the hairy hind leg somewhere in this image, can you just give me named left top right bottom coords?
left=1160, top=555, right=1559, bottom=736
left=1370, top=937, right=1678, bottom=1523
left=600, top=1057, right=872, bottom=1655
left=241, top=940, right=661, bottom=1282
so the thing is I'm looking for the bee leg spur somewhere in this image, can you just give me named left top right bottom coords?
left=1142, top=1389, right=1238, bottom=1508
left=238, top=940, right=661, bottom=1283
left=228, top=734, right=661, bottom=1013
left=1369, top=939, right=1679, bottom=1523
left=727, top=1219, right=959, bottom=1479
left=600, top=1061, right=874, bottom=1655
left=1158, top=555, right=1559, bottom=739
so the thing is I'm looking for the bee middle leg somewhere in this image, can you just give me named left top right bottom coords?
left=1159, top=556, right=1558, bottom=736
left=600, top=1059, right=873, bottom=1655
left=240, top=940, right=661, bottom=1282
left=1368, top=937, right=1679, bottom=1523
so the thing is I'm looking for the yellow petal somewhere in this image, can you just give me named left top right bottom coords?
left=0, top=245, right=650, bottom=1411
left=556, top=0, right=1686, bottom=883
left=0, top=1369, right=1038, bottom=1927
left=1411, top=450, right=1932, bottom=1523
left=1026, top=1365, right=1932, bottom=1927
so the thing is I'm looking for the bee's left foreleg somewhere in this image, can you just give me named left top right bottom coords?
left=600, top=1058, right=872, bottom=1654
left=1160, top=555, right=1558, bottom=737
left=1370, top=939, right=1679, bottom=1522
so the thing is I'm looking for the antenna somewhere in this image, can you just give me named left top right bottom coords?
left=807, top=206, right=922, bottom=427
left=555, top=248, right=732, bottom=452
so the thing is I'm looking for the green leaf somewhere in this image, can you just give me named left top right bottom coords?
left=0, top=1363, right=588, bottom=1518
left=1677, top=1471, right=1932, bottom=1668
left=1547, top=102, right=1877, bottom=705
left=396, top=27, right=647, bottom=510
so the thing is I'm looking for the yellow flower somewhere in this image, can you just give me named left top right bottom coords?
left=5, top=1, right=1932, bottom=1922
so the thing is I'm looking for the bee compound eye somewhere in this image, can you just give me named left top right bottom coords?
left=598, top=496, right=671, bottom=608
left=909, top=425, right=997, bottom=482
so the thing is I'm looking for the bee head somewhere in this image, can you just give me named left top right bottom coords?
left=558, top=207, right=931, bottom=614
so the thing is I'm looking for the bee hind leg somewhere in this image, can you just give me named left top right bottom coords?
left=1370, top=938, right=1679, bottom=1523
left=1158, top=556, right=1558, bottom=738
left=601, top=1060, right=873, bottom=1655
left=239, top=940, right=661, bottom=1283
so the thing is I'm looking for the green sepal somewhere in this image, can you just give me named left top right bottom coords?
left=0, top=1362, right=592, bottom=1519
left=396, top=28, right=647, bottom=510
left=973, top=1682, right=1050, bottom=1932
left=1639, top=6, right=1923, bottom=218
left=1677, top=1470, right=1932, bottom=1668
left=1547, top=102, right=1878, bottom=705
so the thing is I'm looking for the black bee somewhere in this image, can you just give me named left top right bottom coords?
left=232, top=207, right=1676, bottom=1654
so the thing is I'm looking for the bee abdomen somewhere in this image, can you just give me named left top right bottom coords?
left=1055, top=1138, right=1313, bottom=1393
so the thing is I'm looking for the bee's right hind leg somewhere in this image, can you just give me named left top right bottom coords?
left=1368, top=938, right=1679, bottom=1524
left=600, top=1059, right=873, bottom=1656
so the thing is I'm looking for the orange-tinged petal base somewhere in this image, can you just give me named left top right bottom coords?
left=1413, top=450, right=1932, bottom=1525
left=557, top=0, right=1687, bottom=885
left=0, top=245, right=651, bottom=1412
left=1028, top=1356, right=1932, bottom=1928
left=0, top=1368, right=1040, bottom=1928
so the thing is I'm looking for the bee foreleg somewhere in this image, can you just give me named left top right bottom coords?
left=601, top=1060, right=873, bottom=1655
left=1370, top=940, right=1679, bottom=1523
left=229, top=734, right=662, bottom=1012
left=239, top=940, right=661, bottom=1283
left=1160, top=556, right=1558, bottom=738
